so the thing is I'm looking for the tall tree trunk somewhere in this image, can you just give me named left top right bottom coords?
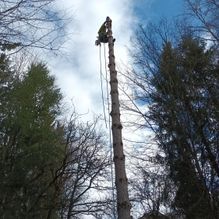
left=106, top=17, right=132, bottom=219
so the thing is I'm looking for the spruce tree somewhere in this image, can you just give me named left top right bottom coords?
left=148, top=37, right=219, bottom=218
left=0, top=62, right=63, bottom=218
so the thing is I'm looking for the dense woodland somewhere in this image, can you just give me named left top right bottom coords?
left=0, top=0, right=218, bottom=219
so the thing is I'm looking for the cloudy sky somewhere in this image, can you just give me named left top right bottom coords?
left=47, top=1, right=184, bottom=217
left=48, top=0, right=185, bottom=122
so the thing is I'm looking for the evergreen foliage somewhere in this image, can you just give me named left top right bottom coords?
left=133, top=35, right=219, bottom=218
left=0, top=58, right=64, bottom=218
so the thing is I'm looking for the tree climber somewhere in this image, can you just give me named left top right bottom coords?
left=95, top=17, right=116, bottom=46
left=95, top=21, right=108, bottom=46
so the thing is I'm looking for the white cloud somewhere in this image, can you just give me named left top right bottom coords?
left=48, top=0, right=137, bottom=121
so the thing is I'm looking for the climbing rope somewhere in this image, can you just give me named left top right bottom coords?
left=98, top=43, right=116, bottom=218
left=98, top=44, right=107, bottom=128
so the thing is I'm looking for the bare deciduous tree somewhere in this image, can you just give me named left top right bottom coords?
left=185, top=0, right=219, bottom=44
left=59, top=114, right=111, bottom=219
left=0, top=0, right=66, bottom=52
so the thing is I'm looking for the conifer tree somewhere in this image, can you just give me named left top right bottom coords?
left=148, top=36, right=219, bottom=218
left=0, top=62, right=64, bottom=218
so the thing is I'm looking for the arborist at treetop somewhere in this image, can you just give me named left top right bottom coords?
left=95, top=21, right=108, bottom=45
left=95, top=17, right=115, bottom=46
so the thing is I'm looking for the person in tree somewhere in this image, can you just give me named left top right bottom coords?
left=95, top=21, right=108, bottom=45
left=95, top=20, right=116, bottom=46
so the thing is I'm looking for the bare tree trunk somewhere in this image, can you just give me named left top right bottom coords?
left=106, top=17, right=132, bottom=219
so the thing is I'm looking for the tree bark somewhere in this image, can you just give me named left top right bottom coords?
left=106, top=17, right=132, bottom=219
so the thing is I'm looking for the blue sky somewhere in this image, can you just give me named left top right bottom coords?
left=134, top=0, right=185, bottom=22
